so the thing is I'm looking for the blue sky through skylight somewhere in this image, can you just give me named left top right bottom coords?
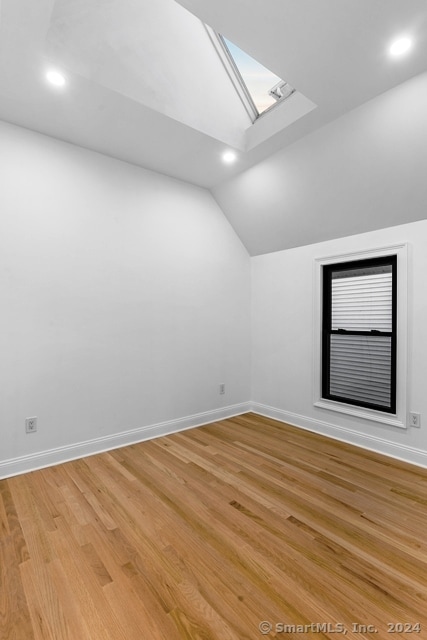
left=223, top=37, right=282, bottom=114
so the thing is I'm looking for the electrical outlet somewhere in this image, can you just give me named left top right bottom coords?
left=25, top=417, right=37, bottom=433
left=409, top=412, right=421, bottom=428
left=219, top=383, right=225, bottom=395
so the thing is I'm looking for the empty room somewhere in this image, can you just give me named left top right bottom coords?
left=1, top=0, right=427, bottom=638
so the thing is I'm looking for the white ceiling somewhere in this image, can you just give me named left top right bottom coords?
left=1, top=0, right=427, bottom=252
left=213, top=71, right=427, bottom=255
left=45, top=0, right=254, bottom=148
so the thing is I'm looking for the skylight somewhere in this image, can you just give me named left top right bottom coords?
left=220, top=36, right=294, bottom=118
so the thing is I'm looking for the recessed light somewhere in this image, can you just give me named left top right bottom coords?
left=222, top=150, right=237, bottom=164
left=389, top=37, right=412, bottom=57
left=46, top=69, right=66, bottom=87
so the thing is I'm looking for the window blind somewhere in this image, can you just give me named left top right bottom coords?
left=331, top=272, right=393, bottom=332
left=329, top=334, right=392, bottom=408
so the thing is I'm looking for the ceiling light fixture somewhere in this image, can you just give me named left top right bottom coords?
left=46, top=69, right=66, bottom=87
left=389, top=36, right=412, bottom=57
left=222, top=150, right=237, bottom=164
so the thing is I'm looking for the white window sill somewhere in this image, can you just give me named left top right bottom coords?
left=314, top=399, right=406, bottom=429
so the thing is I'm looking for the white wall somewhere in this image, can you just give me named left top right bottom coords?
left=0, top=121, right=251, bottom=474
left=2, top=103, right=427, bottom=475
left=252, top=220, right=427, bottom=467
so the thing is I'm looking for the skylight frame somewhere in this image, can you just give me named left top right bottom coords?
left=204, top=25, right=258, bottom=122
left=205, top=26, right=295, bottom=123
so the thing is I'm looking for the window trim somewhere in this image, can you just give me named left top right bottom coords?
left=313, top=244, right=408, bottom=429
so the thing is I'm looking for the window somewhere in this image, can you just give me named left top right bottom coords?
left=219, top=36, right=294, bottom=118
left=322, top=255, right=397, bottom=413
left=204, top=25, right=295, bottom=122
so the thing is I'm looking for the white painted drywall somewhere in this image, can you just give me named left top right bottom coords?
left=46, top=0, right=251, bottom=148
left=251, top=221, right=427, bottom=463
left=0, top=121, right=251, bottom=465
left=213, top=71, right=427, bottom=256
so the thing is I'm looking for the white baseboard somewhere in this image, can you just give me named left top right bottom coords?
left=251, top=402, right=427, bottom=469
left=2, top=401, right=426, bottom=479
left=0, top=402, right=251, bottom=480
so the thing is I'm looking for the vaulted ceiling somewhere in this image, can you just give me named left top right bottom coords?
left=1, top=0, right=427, bottom=254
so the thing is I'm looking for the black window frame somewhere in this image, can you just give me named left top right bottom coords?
left=322, top=255, right=397, bottom=414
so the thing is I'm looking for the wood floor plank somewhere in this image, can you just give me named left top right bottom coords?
left=0, top=536, right=34, bottom=640
left=1, top=413, right=427, bottom=639
left=0, top=481, right=29, bottom=565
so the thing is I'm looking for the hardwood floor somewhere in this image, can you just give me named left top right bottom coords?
left=1, top=413, right=427, bottom=639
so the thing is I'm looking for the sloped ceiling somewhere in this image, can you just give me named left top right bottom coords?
left=0, top=0, right=427, bottom=253
left=179, top=0, right=427, bottom=113
left=213, top=71, right=427, bottom=255
left=45, top=0, right=252, bottom=148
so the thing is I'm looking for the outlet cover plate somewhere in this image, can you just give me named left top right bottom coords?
left=409, top=412, right=421, bottom=428
left=25, top=417, right=37, bottom=433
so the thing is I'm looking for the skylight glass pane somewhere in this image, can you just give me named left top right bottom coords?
left=222, top=37, right=284, bottom=115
